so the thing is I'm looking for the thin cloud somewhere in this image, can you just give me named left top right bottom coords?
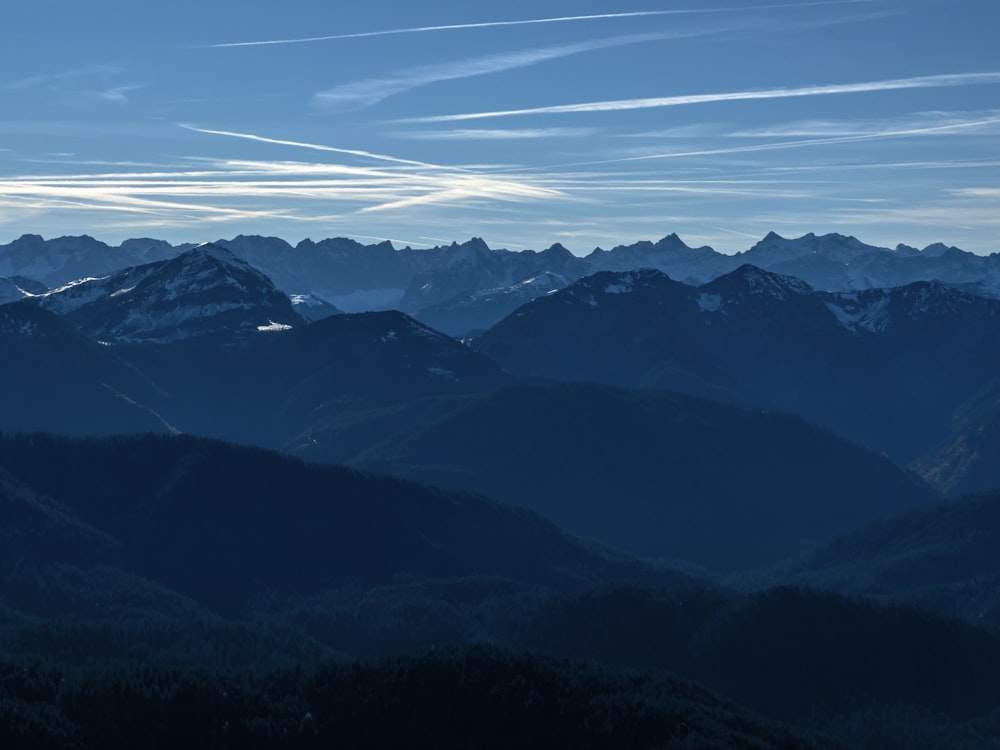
left=730, top=110, right=1000, bottom=137
left=492, top=115, right=1000, bottom=173
left=93, top=85, right=145, bottom=104
left=315, top=33, right=668, bottom=111
left=5, top=64, right=122, bottom=90
left=398, top=72, right=1000, bottom=123
left=181, top=125, right=457, bottom=170
left=201, top=2, right=871, bottom=48
left=947, top=187, right=1000, bottom=198
left=1, top=130, right=569, bottom=228
left=392, top=127, right=600, bottom=140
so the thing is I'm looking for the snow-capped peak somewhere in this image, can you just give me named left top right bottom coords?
left=33, top=244, right=303, bottom=343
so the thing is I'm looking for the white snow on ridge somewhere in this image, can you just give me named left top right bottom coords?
left=38, top=276, right=112, bottom=314
left=825, top=292, right=890, bottom=332
left=257, top=320, right=293, bottom=332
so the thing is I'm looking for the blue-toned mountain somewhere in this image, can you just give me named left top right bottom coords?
left=33, top=243, right=304, bottom=343
left=477, top=265, right=1000, bottom=482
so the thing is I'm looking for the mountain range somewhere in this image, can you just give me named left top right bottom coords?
left=3, top=230, right=998, bottom=336
left=2, top=242, right=954, bottom=571
left=4, top=229, right=1000, bottom=748
left=477, top=265, right=1000, bottom=484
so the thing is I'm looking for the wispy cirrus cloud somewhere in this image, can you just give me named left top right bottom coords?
left=201, top=2, right=872, bottom=48
left=398, top=72, right=1000, bottom=123
left=314, top=33, right=668, bottom=111
left=92, top=85, right=145, bottom=104
left=533, top=115, right=1000, bottom=169
left=392, top=127, right=601, bottom=140
left=946, top=187, right=1000, bottom=198
left=5, top=65, right=144, bottom=107
left=4, top=64, right=123, bottom=90
left=729, top=110, right=1000, bottom=137
left=180, top=125, right=454, bottom=170
left=0, top=123, right=570, bottom=231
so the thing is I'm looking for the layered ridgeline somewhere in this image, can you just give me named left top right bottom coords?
left=5, top=234, right=1000, bottom=747
left=476, top=266, right=1000, bottom=490
left=0, top=244, right=942, bottom=572
left=3, top=433, right=1000, bottom=750
left=745, top=487, right=1000, bottom=628
left=0, top=243, right=508, bottom=445
left=2, top=230, right=998, bottom=335
left=314, top=383, right=937, bottom=571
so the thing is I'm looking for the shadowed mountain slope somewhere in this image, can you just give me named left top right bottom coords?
left=308, top=382, right=938, bottom=571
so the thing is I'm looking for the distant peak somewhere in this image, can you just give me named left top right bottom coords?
left=187, top=242, right=246, bottom=264
left=762, top=231, right=785, bottom=242
left=539, top=242, right=574, bottom=261
left=707, top=263, right=813, bottom=298
left=462, top=237, right=491, bottom=251
left=920, top=242, right=963, bottom=258
left=655, top=233, right=691, bottom=250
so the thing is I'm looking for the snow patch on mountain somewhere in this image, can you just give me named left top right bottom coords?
left=825, top=292, right=891, bottom=332
left=40, top=277, right=113, bottom=313
left=257, top=320, right=294, bottom=332
left=33, top=242, right=303, bottom=343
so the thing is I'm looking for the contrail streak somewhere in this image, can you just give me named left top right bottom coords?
left=200, top=1, right=873, bottom=48
left=180, top=125, right=463, bottom=171
left=534, top=116, right=1000, bottom=169
left=399, top=72, right=1000, bottom=123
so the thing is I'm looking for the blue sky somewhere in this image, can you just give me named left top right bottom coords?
left=1, top=0, right=998, bottom=254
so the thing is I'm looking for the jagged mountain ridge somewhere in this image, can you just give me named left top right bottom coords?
left=3, top=230, right=997, bottom=316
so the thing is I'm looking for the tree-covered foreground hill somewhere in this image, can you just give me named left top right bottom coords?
left=3, top=433, right=1000, bottom=748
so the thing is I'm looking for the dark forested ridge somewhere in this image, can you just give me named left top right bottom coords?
left=0, top=432, right=685, bottom=616
left=742, top=488, right=1000, bottom=628
left=0, top=646, right=841, bottom=750
left=3, top=433, right=1000, bottom=748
